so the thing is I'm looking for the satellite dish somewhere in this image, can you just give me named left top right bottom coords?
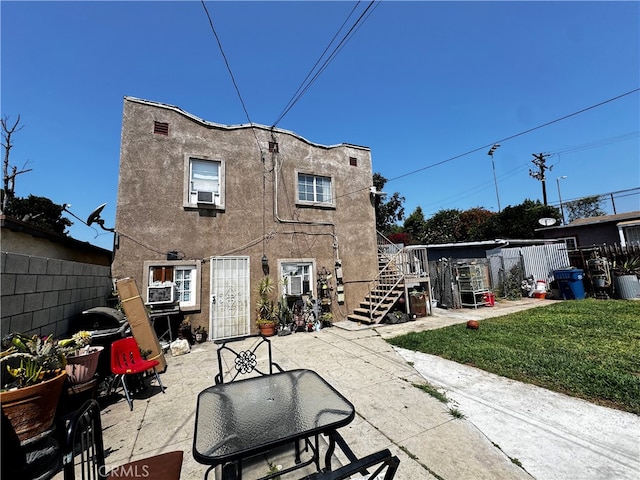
left=538, top=217, right=557, bottom=227
left=86, top=203, right=114, bottom=231
left=87, top=203, right=107, bottom=226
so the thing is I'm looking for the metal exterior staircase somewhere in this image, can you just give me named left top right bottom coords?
left=347, top=233, right=425, bottom=324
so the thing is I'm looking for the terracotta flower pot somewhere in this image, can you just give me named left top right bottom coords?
left=65, top=346, right=104, bottom=384
left=0, top=370, right=67, bottom=441
left=258, top=323, right=276, bottom=337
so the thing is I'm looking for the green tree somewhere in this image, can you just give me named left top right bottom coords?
left=403, top=206, right=427, bottom=244
left=373, top=173, right=405, bottom=235
left=478, top=199, right=560, bottom=239
left=564, top=195, right=606, bottom=223
left=424, top=209, right=463, bottom=244
left=6, top=195, right=72, bottom=235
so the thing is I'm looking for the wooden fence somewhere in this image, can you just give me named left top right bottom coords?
left=568, top=244, right=640, bottom=271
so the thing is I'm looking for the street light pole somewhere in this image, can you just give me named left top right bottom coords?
left=557, top=175, right=567, bottom=225
left=487, top=144, right=501, bottom=212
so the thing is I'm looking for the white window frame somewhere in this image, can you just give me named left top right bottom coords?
left=619, top=223, right=640, bottom=247
left=296, top=172, right=334, bottom=207
left=280, top=260, right=315, bottom=298
left=143, top=260, right=202, bottom=311
left=184, top=156, right=225, bottom=209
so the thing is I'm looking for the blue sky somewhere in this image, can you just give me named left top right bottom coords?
left=2, top=1, right=639, bottom=250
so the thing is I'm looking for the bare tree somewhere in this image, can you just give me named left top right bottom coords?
left=1, top=115, right=32, bottom=213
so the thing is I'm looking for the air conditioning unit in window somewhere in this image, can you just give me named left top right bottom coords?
left=147, top=281, right=178, bottom=306
left=196, top=191, right=215, bottom=204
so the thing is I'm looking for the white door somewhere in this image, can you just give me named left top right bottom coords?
left=209, top=256, right=250, bottom=340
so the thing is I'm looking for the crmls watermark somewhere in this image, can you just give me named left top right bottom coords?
left=100, top=465, right=150, bottom=478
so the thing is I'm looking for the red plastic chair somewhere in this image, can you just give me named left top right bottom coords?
left=110, top=337, right=165, bottom=410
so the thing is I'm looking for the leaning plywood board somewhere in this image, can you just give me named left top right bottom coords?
left=115, top=278, right=167, bottom=372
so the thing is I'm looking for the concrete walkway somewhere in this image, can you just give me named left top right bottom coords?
left=54, top=298, right=639, bottom=479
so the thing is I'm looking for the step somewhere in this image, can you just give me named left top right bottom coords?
left=353, top=307, right=385, bottom=318
left=346, top=313, right=376, bottom=324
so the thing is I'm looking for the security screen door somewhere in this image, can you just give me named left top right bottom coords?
left=209, top=256, right=250, bottom=340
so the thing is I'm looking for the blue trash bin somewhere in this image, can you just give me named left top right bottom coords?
left=553, top=269, right=585, bottom=300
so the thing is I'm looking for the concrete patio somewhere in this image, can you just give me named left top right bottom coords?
left=53, top=298, right=640, bottom=479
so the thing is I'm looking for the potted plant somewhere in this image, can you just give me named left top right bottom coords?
left=193, top=326, right=208, bottom=343
left=179, top=317, right=194, bottom=345
left=0, top=333, right=68, bottom=441
left=59, top=331, right=103, bottom=385
left=612, top=255, right=640, bottom=299
left=256, top=276, right=278, bottom=337
left=320, top=312, right=333, bottom=328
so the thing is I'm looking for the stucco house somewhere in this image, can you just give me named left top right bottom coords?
left=111, top=97, right=379, bottom=340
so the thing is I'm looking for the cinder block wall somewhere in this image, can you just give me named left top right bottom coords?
left=1, top=252, right=113, bottom=337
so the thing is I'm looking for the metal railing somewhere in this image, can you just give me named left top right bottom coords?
left=368, top=234, right=429, bottom=321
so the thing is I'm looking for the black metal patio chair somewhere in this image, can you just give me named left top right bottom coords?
left=214, top=334, right=284, bottom=384
left=301, top=448, right=400, bottom=480
left=62, top=399, right=183, bottom=480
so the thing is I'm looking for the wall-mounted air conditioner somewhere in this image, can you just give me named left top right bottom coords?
left=147, top=281, right=178, bottom=305
left=196, top=191, right=215, bottom=204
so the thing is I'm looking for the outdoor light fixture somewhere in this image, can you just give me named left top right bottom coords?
left=261, top=254, right=269, bottom=275
left=487, top=144, right=502, bottom=212
left=557, top=176, right=568, bottom=225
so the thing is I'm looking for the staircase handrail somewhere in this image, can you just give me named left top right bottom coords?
left=377, top=231, right=402, bottom=262
left=368, top=245, right=407, bottom=320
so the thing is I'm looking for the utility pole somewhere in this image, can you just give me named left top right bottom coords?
left=529, top=153, right=552, bottom=205
left=487, top=144, right=501, bottom=212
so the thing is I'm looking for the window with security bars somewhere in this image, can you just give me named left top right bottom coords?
left=298, top=174, right=332, bottom=204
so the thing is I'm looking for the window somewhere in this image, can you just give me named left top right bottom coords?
left=558, top=237, right=577, bottom=251
left=143, top=260, right=201, bottom=311
left=623, top=225, right=640, bottom=246
left=174, top=267, right=195, bottom=306
left=281, top=262, right=313, bottom=297
left=184, top=157, right=225, bottom=209
left=349, top=157, right=357, bottom=166
left=297, top=173, right=333, bottom=205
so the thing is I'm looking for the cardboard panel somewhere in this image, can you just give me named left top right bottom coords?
left=115, top=278, right=167, bottom=372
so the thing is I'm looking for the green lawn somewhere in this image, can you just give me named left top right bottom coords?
left=387, top=299, right=640, bottom=414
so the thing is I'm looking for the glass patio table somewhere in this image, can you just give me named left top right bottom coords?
left=192, top=369, right=355, bottom=480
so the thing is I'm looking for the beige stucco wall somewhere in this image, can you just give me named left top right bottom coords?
left=112, top=97, right=378, bottom=333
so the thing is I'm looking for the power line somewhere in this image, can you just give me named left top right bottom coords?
left=270, top=1, right=363, bottom=129
left=334, top=87, right=640, bottom=204
left=271, top=1, right=379, bottom=128
left=200, top=0, right=263, bottom=156
left=386, top=88, right=640, bottom=186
